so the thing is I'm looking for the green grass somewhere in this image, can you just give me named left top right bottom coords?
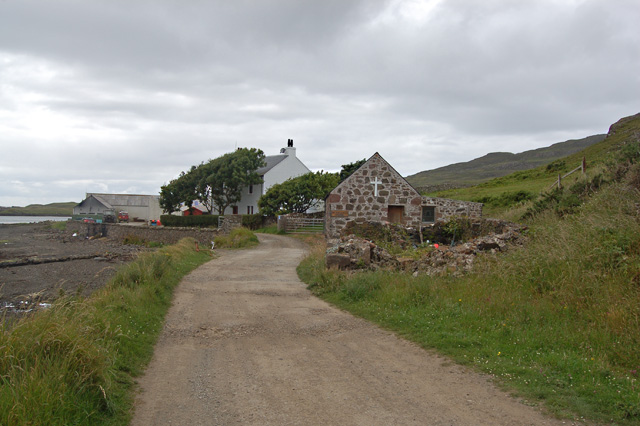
left=214, top=227, right=259, bottom=249
left=298, top=134, right=640, bottom=424
left=254, top=224, right=285, bottom=234
left=0, top=238, right=212, bottom=426
left=431, top=115, right=640, bottom=218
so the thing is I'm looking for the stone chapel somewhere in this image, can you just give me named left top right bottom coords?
left=324, top=153, right=483, bottom=238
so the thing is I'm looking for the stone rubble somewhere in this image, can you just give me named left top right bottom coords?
left=326, top=221, right=527, bottom=277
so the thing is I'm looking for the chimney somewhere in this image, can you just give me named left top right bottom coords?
left=283, top=139, right=296, bottom=157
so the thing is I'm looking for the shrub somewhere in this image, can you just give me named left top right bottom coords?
left=241, top=214, right=264, bottom=230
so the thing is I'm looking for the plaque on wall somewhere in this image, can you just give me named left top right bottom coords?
left=331, top=210, right=349, bottom=217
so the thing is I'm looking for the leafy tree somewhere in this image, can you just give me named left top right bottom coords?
left=339, top=158, right=366, bottom=182
left=159, top=166, right=199, bottom=214
left=206, top=148, right=265, bottom=214
left=159, top=148, right=265, bottom=215
left=258, top=171, right=339, bottom=216
left=159, top=181, right=181, bottom=214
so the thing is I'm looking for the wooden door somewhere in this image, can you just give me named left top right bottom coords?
left=388, top=205, right=404, bottom=224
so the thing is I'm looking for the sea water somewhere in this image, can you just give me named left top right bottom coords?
left=0, top=216, right=71, bottom=224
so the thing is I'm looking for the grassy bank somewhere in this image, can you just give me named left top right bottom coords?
left=432, top=114, right=640, bottom=219
left=0, top=238, right=212, bottom=426
left=298, top=182, right=640, bottom=424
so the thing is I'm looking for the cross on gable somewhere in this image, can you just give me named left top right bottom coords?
left=371, top=177, right=382, bottom=196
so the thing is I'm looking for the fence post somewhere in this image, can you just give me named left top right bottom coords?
left=582, top=156, right=586, bottom=175
left=558, top=173, right=562, bottom=189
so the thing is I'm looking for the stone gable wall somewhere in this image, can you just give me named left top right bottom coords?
left=325, top=153, right=422, bottom=238
left=324, top=153, right=484, bottom=238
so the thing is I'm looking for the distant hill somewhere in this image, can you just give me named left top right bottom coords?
left=405, top=134, right=606, bottom=192
left=0, top=202, right=77, bottom=216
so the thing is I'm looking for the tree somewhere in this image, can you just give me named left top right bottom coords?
left=159, top=148, right=265, bottom=215
left=258, top=171, right=339, bottom=216
left=206, top=148, right=266, bottom=214
left=159, top=180, right=181, bottom=214
left=159, top=166, right=199, bottom=214
left=339, top=158, right=366, bottom=182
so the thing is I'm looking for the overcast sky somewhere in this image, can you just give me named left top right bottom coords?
left=1, top=0, right=638, bottom=206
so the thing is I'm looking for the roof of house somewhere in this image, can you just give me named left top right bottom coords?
left=327, top=152, right=421, bottom=197
left=75, top=194, right=114, bottom=210
left=257, top=155, right=287, bottom=175
left=87, top=193, right=157, bottom=207
left=91, top=195, right=114, bottom=209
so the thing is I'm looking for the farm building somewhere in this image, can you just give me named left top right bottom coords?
left=75, top=193, right=162, bottom=222
left=324, top=153, right=483, bottom=238
left=73, top=194, right=115, bottom=218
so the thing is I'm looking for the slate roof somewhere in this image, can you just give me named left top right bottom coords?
left=90, top=195, right=114, bottom=209
left=256, top=155, right=287, bottom=175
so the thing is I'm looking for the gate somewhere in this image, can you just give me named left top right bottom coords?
left=279, top=216, right=324, bottom=234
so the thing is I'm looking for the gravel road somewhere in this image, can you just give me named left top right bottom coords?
left=131, top=234, right=569, bottom=425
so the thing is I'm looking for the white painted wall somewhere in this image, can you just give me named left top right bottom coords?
left=223, top=147, right=311, bottom=215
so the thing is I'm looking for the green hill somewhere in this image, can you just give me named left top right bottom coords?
left=431, top=113, right=640, bottom=217
left=406, top=134, right=605, bottom=192
left=0, top=202, right=77, bottom=216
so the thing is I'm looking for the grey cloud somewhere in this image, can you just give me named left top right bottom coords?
left=0, top=0, right=638, bottom=206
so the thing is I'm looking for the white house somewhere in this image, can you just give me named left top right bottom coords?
left=224, top=139, right=311, bottom=215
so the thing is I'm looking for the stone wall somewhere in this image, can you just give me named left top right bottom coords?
left=66, top=221, right=219, bottom=246
left=421, top=197, right=483, bottom=221
left=218, top=215, right=243, bottom=234
left=324, top=153, right=483, bottom=238
left=325, top=153, right=423, bottom=238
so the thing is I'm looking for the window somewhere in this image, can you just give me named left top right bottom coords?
left=249, top=184, right=253, bottom=194
left=387, top=205, right=404, bottom=224
left=422, top=206, right=435, bottom=223
left=232, top=206, right=238, bottom=215
left=247, top=206, right=254, bottom=214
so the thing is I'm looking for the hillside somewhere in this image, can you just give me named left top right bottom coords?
left=406, top=134, right=605, bottom=192
left=0, top=202, right=77, bottom=216
left=430, top=113, right=640, bottom=217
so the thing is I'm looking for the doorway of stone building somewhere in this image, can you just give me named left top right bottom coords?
left=388, top=205, right=404, bottom=224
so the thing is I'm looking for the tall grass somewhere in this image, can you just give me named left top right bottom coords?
left=0, top=238, right=212, bottom=426
left=298, top=182, right=640, bottom=423
left=214, top=227, right=259, bottom=249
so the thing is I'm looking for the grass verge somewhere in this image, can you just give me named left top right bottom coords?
left=254, top=224, right=285, bottom=234
left=214, top=227, right=259, bottom=249
left=0, top=237, right=212, bottom=426
left=298, top=183, right=640, bottom=424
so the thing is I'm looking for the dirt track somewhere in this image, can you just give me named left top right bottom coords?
left=132, top=234, right=570, bottom=425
